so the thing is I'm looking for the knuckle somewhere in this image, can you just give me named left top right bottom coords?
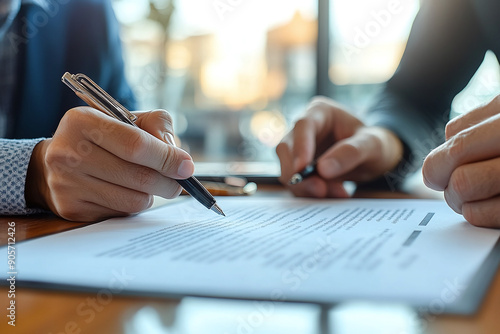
left=63, top=107, right=83, bottom=121
left=134, top=167, right=158, bottom=190
left=44, top=143, right=65, bottom=167
left=62, top=107, right=92, bottom=128
left=125, top=131, right=148, bottom=161
left=48, top=176, right=69, bottom=195
left=445, top=120, right=458, bottom=140
left=153, top=109, right=173, bottom=125
left=148, top=109, right=174, bottom=134
left=447, top=132, right=468, bottom=160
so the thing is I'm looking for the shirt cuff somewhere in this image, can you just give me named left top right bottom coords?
left=0, top=138, right=46, bottom=215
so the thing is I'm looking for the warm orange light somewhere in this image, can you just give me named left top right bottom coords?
left=250, top=111, right=287, bottom=147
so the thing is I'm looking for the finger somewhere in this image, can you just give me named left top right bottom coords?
left=326, top=182, right=350, bottom=198
left=134, top=109, right=177, bottom=146
left=462, top=197, right=500, bottom=228
left=277, top=140, right=331, bottom=198
left=279, top=96, right=362, bottom=174
left=316, top=129, right=378, bottom=179
left=276, top=136, right=349, bottom=198
left=423, top=114, right=500, bottom=191
left=289, top=97, right=358, bottom=172
left=277, top=146, right=350, bottom=199
left=46, top=174, right=150, bottom=222
left=276, top=140, right=296, bottom=185
left=307, top=97, right=362, bottom=141
left=287, top=176, right=329, bottom=198
left=276, top=139, right=326, bottom=196
left=76, top=144, right=183, bottom=199
left=444, top=158, right=500, bottom=214
left=295, top=179, right=349, bottom=198
left=76, top=174, right=155, bottom=214
left=290, top=117, right=318, bottom=171
left=57, top=201, right=129, bottom=223
left=276, top=108, right=321, bottom=184
left=445, top=95, right=500, bottom=140
left=63, top=108, right=194, bottom=179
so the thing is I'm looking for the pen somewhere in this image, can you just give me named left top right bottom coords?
left=288, top=161, right=317, bottom=185
left=62, top=72, right=225, bottom=216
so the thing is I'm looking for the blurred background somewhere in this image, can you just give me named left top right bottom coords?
left=111, top=0, right=500, bottom=168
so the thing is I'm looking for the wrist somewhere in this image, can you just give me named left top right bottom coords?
left=25, top=139, right=50, bottom=210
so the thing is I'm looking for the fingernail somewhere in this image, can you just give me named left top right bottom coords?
left=147, top=196, right=155, bottom=209
left=163, top=132, right=177, bottom=147
left=177, top=159, right=195, bottom=179
left=321, top=159, right=341, bottom=178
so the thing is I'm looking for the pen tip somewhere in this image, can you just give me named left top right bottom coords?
left=288, top=173, right=303, bottom=185
left=212, top=203, right=226, bottom=217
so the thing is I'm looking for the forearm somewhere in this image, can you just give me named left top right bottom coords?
left=0, top=138, right=47, bottom=215
left=363, top=0, right=488, bottom=188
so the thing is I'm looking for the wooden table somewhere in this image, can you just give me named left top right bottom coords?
left=1, top=188, right=499, bottom=334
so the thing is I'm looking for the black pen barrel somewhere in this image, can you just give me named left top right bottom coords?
left=176, top=177, right=216, bottom=210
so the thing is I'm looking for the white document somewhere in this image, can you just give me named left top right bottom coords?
left=4, top=198, right=500, bottom=313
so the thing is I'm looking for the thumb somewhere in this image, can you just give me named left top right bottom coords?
left=134, top=110, right=194, bottom=179
left=316, top=130, right=375, bottom=179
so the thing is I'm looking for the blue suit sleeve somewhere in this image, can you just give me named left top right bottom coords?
left=63, top=0, right=137, bottom=111
left=365, top=0, right=489, bottom=188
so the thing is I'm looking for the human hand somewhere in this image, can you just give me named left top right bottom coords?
left=423, top=96, right=500, bottom=228
left=25, top=107, right=194, bottom=222
left=276, top=96, right=403, bottom=197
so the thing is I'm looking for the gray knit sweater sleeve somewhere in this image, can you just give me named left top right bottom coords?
left=0, top=138, right=45, bottom=215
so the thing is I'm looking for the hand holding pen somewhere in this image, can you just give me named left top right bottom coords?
left=24, top=73, right=224, bottom=222
left=62, top=73, right=224, bottom=217
left=276, top=96, right=404, bottom=198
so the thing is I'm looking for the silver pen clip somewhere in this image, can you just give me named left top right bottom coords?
left=62, top=72, right=137, bottom=126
